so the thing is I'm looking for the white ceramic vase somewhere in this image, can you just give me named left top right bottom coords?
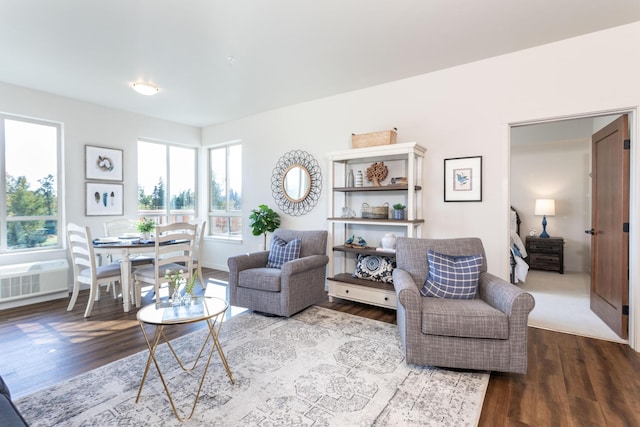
left=381, top=233, right=397, bottom=250
left=355, top=170, right=363, bottom=187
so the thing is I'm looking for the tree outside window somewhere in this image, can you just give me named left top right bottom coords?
left=1, top=116, right=61, bottom=252
left=209, top=143, right=242, bottom=238
left=137, top=140, right=196, bottom=224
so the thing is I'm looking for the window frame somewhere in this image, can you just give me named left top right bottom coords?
left=0, top=114, right=63, bottom=253
left=137, top=139, right=198, bottom=225
left=208, top=142, right=242, bottom=241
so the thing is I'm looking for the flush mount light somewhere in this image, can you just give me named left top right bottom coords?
left=131, top=81, right=160, bottom=96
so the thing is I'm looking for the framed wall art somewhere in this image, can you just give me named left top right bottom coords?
left=444, top=156, right=482, bottom=202
left=85, top=145, right=123, bottom=181
left=86, top=182, right=123, bottom=216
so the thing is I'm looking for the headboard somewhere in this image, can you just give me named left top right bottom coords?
left=510, top=206, right=521, bottom=236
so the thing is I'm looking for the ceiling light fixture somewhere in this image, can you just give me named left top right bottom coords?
left=131, top=81, right=160, bottom=96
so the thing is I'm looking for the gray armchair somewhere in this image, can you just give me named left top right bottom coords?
left=227, top=229, right=329, bottom=317
left=393, top=237, right=535, bottom=374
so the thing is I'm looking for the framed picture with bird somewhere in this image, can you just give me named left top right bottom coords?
left=444, top=156, right=482, bottom=202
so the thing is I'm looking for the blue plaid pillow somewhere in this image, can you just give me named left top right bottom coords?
left=421, top=250, right=483, bottom=299
left=266, top=235, right=302, bottom=269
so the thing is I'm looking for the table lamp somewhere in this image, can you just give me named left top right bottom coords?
left=534, top=198, right=555, bottom=238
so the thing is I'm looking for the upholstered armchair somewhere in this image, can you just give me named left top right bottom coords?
left=227, top=229, right=329, bottom=317
left=392, top=237, right=535, bottom=374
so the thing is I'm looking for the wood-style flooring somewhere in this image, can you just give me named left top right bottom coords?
left=1, top=269, right=639, bottom=426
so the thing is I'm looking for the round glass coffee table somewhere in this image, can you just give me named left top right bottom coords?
left=136, top=296, right=234, bottom=421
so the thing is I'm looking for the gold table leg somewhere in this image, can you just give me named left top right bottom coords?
left=135, top=311, right=234, bottom=422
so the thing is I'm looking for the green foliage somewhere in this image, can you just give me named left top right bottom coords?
left=184, top=271, right=198, bottom=295
left=5, top=174, right=56, bottom=249
left=249, top=204, right=280, bottom=237
left=138, top=178, right=200, bottom=211
left=392, top=203, right=406, bottom=210
left=137, top=218, right=156, bottom=233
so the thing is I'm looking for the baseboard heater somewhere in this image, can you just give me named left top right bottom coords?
left=0, top=259, right=69, bottom=310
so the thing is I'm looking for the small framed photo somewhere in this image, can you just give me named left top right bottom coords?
left=86, top=182, right=123, bottom=216
left=444, top=156, right=482, bottom=202
left=85, top=145, right=123, bottom=181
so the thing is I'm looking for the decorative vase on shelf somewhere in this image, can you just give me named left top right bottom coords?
left=355, top=170, right=363, bottom=187
left=381, top=233, right=397, bottom=250
left=347, top=169, right=355, bottom=187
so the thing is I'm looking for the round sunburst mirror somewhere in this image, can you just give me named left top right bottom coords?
left=271, top=150, right=321, bottom=216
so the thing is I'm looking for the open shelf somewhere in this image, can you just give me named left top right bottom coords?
left=333, top=185, right=422, bottom=192
left=332, top=245, right=396, bottom=257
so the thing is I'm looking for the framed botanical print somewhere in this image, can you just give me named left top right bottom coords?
left=86, top=182, right=123, bottom=216
left=444, top=156, right=482, bottom=202
left=85, top=145, right=123, bottom=181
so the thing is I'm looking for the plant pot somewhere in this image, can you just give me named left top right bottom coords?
left=393, top=209, right=406, bottom=220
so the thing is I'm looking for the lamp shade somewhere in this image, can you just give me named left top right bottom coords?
left=534, top=199, right=556, bottom=216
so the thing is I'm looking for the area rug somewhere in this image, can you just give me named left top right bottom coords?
left=15, top=306, right=489, bottom=426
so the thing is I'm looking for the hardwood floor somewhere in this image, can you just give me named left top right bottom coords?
left=1, top=268, right=640, bottom=426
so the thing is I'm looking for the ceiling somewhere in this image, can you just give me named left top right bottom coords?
left=2, top=1, right=640, bottom=128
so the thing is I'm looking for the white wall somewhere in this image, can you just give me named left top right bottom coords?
left=204, top=22, right=640, bottom=283
left=0, top=82, right=201, bottom=272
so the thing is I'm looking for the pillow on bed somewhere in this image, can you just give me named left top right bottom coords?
left=421, top=249, right=483, bottom=299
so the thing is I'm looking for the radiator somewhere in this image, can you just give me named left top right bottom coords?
left=0, top=259, right=69, bottom=309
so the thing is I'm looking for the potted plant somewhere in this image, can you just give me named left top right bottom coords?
left=392, top=203, right=406, bottom=220
left=249, top=204, right=281, bottom=249
left=137, top=217, right=155, bottom=240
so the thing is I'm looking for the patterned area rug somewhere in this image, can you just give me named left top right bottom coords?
left=15, top=306, right=488, bottom=426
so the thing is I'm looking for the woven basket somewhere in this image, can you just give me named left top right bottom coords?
left=361, top=202, right=389, bottom=219
left=351, top=128, right=397, bottom=149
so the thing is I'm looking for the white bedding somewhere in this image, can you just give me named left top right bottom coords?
left=510, top=210, right=529, bottom=283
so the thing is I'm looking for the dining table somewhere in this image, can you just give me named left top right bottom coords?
left=94, top=236, right=189, bottom=312
left=92, top=237, right=157, bottom=312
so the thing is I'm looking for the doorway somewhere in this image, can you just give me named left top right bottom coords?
left=510, top=112, right=629, bottom=342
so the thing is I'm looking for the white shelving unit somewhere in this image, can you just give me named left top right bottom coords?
left=326, top=142, right=426, bottom=309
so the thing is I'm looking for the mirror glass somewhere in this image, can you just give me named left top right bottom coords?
left=283, top=165, right=311, bottom=202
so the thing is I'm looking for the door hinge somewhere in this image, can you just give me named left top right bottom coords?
left=624, top=139, right=631, bottom=150
left=623, top=223, right=630, bottom=233
left=623, top=305, right=629, bottom=316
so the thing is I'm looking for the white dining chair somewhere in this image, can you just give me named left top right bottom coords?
left=67, top=223, right=123, bottom=317
left=133, top=222, right=198, bottom=307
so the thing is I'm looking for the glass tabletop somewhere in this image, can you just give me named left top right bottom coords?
left=137, top=296, right=228, bottom=325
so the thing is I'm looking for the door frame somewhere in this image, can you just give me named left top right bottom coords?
left=505, top=107, right=639, bottom=351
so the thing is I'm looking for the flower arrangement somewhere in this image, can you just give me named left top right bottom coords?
left=164, top=269, right=184, bottom=290
left=137, top=217, right=155, bottom=234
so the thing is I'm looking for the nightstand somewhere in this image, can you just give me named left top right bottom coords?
left=525, top=236, right=564, bottom=274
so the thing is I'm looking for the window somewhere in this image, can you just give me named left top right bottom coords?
left=137, top=140, right=196, bottom=224
left=209, top=143, right=242, bottom=239
left=0, top=115, right=62, bottom=252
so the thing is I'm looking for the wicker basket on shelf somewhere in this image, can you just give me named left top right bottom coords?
left=361, top=202, right=389, bottom=219
left=351, top=128, right=397, bottom=149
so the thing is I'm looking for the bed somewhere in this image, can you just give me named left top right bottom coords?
left=510, top=206, right=529, bottom=284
